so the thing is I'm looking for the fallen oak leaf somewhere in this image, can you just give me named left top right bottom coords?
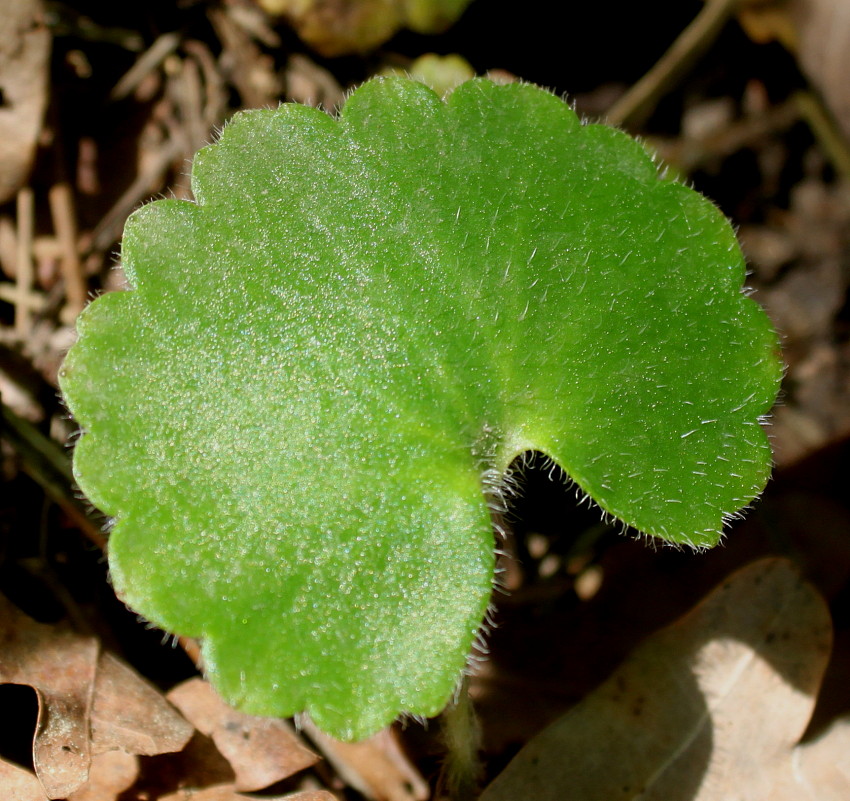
left=283, top=794, right=340, bottom=801
left=157, top=788, right=254, bottom=801
left=0, top=756, right=48, bottom=801
left=122, top=730, right=237, bottom=799
left=0, top=595, right=193, bottom=799
left=481, top=558, right=833, bottom=801
left=159, top=787, right=337, bottom=801
left=790, top=716, right=850, bottom=800
left=299, top=719, right=429, bottom=801
left=0, top=594, right=97, bottom=799
left=65, top=751, right=138, bottom=801
left=89, top=652, right=193, bottom=757
left=167, top=678, right=318, bottom=792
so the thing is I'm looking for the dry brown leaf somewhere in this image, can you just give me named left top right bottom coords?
left=0, top=595, right=193, bottom=799
left=301, top=720, right=428, bottom=801
left=158, top=786, right=256, bottom=801
left=790, top=717, right=850, bottom=800
left=65, top=751, right=138, bottom=801
left=167, top=678, right=318, bottom=791
left=124, top=729, right=237, bottom=800
left=739, top=0, right=850, bottom=141
left=0, top=595, right=98, bottom=799
left=481, top=558, right=833, bottom=801
left=0, top=0, right=50, bottom=204
left=788, top=0, right=850, bottom=140
left=0, top=756, right=47, bottom=801
left=90, top=652, right=193, bottom=756
left=159, top=786, right=337, bottom=801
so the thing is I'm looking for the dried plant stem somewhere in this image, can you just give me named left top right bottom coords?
left=607, top=0, right=741, bottom=129
left=48, top=182, right=87, bottom=320
left=1, top=400, right=105, bottom=548
left=439, top=675, right=483, bottom=801
left=13, top=187, right=36, bottom=336
left=794, top=90, right=850, bottom=181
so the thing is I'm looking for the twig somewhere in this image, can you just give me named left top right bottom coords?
left=607, top=0, right=742, bottom=129
left=794, top=90, right=850, bottom=181
left=13, top=188, right=35, bottom=335
left=183, top=40, right=229, bottom=130
left=652, top=96, right=800, bottom=174
left=87, top=136, right=184, bottom=255
left=165, top=54, right=210, bottom=194
left=48, top=182, right=88, bottom=321
left=208, top=6, right=281, bottom=109
left=285, top=53, right=346, bottom=110
left=0, top=399, right=106, bottom=549
left=224, top=2, right=281, bottom=48
left=110, top=31, right=182, bottom=101
left=0, top=282, right=46, bottom=314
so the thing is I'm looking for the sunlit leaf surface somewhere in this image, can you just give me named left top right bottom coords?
left=60, top=78, right=781, bottom=739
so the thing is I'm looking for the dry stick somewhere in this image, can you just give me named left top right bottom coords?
left=12, top=188, right=38, bottom=336
left=1, top=400, right=105, bottom=548
left=225, top=1, right=282, bottom=48
left=166, top=54, right=209, bottom=196
left=87, top=137, right=184, bottom=255
left=654, top=89, right=850, bottom=181
left=110, top=31, right=182, bottom=101
left=208, top=6, right=280, bottom=109
left=655, top=97, right=801, bottom=174
left=607, top=0, right=742, bottom=130
left=48, top=182, right=88, bottom=321
left=44, top=101, right=90, bottom=321
left=161, top=61, right=200, bottom=199
left=794, top=90, right=850, bottom=181
left=183, top=40, right=230, bottom=131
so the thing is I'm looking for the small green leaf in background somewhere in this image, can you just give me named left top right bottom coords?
left=59, top=77, right=782, bottom=740
left=381, top=53, right=476, bottom=97
left=256, top=0, right=474, bottom=56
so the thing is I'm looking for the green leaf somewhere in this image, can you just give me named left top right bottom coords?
left=59, top=77, right=781, bottom=740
